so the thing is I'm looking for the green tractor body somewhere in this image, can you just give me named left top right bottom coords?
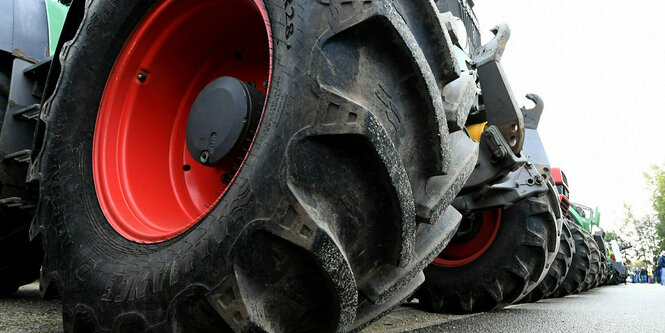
left=45, top=0, right=69, bottom=56
left=569, top=203, right=600, bottom=234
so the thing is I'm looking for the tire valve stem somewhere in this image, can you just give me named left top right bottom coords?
left=199, top=150, right=210, bottom=164
left=137, top=72, right=148, bottom=82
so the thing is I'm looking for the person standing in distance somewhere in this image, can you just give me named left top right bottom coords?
left=658, top=252, right=665, bottom=286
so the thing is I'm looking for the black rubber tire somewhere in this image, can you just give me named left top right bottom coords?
left=415, top=186, right=561, bottom=314
left=521, top=217, right=574, bottom=303
left=38, top=0, right=478, bottom=331
left=550, top=221, right=590, bottom=297
left=592, top=233, right=607, bottom=287
left=597, top=260, right=607, bottom=287
left=579, top=231, right=600, bottom=292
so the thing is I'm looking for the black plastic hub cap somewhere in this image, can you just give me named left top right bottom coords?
left=186, top=76, right=265, bottom=166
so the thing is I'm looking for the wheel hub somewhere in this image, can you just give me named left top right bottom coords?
left=432, top=209, right=502, bottom=267
left=186, top=77, right=265, bottom=166
left=92, top=0, right=272, bottom=243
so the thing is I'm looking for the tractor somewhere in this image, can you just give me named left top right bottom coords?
left=604, top=239, right=629, bottom=285
left=1, top=0, right=569, bottom=331
left=544, top=169, right=606, bottom=298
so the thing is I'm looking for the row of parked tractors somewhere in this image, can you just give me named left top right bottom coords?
left=417, top=165, right=629, bottom=314
left=0, top=0, right=628, bottom=331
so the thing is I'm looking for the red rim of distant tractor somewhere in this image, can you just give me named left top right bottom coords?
left=93, top=0, right=272, bottom=242
left=432, top=209, right=502, bottom=267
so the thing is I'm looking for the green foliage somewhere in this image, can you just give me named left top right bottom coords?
left=621, top=204, right=660, bottom=263
left=604, top=231, right=620, bottom=242
left=604, top=230, right=629, bottom=249
left=630, top=259, right=651, bottom=269
left=644, top=165, right=665, bottom=251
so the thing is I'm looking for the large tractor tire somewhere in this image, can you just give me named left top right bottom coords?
left=596, top=259, right=607, bottom=287
left=38, top=0, right=478, bottom=331
left=414, top=186, right=561, bottom=314
left=520, top=217, right=574, bottom=303
left=592, top=233, right=607, bottom=287
left=550, top=221, right=590, bottom=297
left=580, top=235, right=601, bottom=292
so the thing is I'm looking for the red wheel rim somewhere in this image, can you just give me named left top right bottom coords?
left=93, top=0, right=272, bottom=242
left=432, top=209, right=501, bottom=267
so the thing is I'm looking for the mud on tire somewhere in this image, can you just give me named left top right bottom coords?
left=38, top=0, right=478, bottom=331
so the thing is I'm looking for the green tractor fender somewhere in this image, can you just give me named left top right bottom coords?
left=569, top=203, right=600, bottom=233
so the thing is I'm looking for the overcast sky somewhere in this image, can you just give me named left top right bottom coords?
left=472, top=1, right=665, bottom=231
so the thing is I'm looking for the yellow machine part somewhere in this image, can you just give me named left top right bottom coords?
left=466, top=122, right=488, bottom=142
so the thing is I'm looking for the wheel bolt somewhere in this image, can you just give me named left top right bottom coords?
left=199, top=150, right=210, bottom=164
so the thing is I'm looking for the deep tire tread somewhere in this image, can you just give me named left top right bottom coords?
left=521, top=218, right=574, bottom=302
left=550, top=221, right=591, bottom=298
left=415, top=188, right=561, bottom=314
left=39, top=0, right=478, bottom=331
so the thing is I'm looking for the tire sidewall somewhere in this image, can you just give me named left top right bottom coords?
left=41, top=0, right=336, bottom=329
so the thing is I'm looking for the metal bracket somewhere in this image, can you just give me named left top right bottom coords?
left=521, top=93, right=544, bottom=130
left=452, top=160, right=548, bottom=214
left=474, top=24, right=524, bottom=155
left=462, top=125, right=526, bottom=190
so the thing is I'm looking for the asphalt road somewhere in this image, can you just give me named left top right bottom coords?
left=364, top=282, right=664, bottom=332
left=1, top=282, right=662, bottom=332
left=0, top=283, right=60, bottom=332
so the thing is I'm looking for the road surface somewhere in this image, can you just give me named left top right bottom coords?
left=1, top=282, right=662, bottom=332
left=363, top=282, right=663, bottom=332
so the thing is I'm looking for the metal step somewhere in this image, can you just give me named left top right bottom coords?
left=13, top=104, right=41, bottom=121
left=3, top=149, right=31, bottom=163
left=0, top=197, right=35, bottom=209
left=22, top=57, right=52, bottom=81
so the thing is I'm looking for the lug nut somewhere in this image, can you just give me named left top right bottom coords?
left=200, top=150, right=210, bottom=164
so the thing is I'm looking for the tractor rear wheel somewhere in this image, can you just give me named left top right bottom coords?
left=415, top=186, right=561, bottom=313
left=550, top=221, right=590, bottom=297
left=521, top=217, right=574, bottom=303
left=38, top=0, right=478, bottom=331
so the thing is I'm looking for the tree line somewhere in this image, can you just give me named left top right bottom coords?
left=611, top=165, right=665, bottom=265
